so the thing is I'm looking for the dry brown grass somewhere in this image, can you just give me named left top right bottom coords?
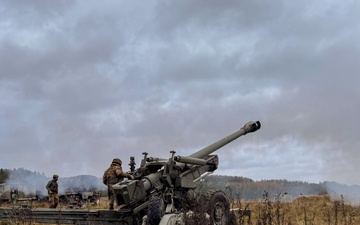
left=231, top=194, right=360, bottom=225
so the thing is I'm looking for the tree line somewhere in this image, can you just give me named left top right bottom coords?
left=0, top=169, right=10, bottom=183
left=198, top=175, right=360, bottom=203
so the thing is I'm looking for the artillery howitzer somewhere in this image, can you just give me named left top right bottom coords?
left=0, top=121, right=260, bottom=225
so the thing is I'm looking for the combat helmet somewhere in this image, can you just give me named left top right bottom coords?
left=53, top=174, right=59, bottom=179
left=112, top=158, right=122, bottom=165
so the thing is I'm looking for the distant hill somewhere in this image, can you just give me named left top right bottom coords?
left=60, top=175, right=105, bottom=192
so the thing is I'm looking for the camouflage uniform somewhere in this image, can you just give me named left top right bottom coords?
left=103, top=158, right=133, bottom=209
left=46, top=174, right=59, bottom=208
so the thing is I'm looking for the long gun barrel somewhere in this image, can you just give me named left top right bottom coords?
left=189, top=121, right=261, bottom=159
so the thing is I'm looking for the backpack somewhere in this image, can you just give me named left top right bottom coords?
left=102, top=167, right=111, bottom=185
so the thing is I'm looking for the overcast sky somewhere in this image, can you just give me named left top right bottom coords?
left=1, top=0, right=359, bottom=185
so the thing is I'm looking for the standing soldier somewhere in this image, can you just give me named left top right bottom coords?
left=10, top=188, right=18, bottom=204
left=46, top=174, right=59, bottom=208
left=103, top=158, right=134, bottom=210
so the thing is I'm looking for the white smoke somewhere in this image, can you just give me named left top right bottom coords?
left=5, top=169, right=105, bottom=197
left=322, top=181, right=360, bottom=205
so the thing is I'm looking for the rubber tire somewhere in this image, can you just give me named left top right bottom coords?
left=204, top=190, right=230, bottom=225
left=147, top=196, right=165, bottom=225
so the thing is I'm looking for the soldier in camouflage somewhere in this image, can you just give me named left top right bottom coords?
left=46, top=174, right=59, bottom=208
left=103, top=158, right=134, bottom=210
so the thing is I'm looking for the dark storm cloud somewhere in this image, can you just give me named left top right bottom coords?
left=1, top=0, right=359, bottom=185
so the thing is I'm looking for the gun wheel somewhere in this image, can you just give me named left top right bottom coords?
left=202, top=190, right=230, bottom=225
left=147, top=196, right=165, bottom=225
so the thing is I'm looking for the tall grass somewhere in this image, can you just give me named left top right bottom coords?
left=231, top=193, right=360, bottom=225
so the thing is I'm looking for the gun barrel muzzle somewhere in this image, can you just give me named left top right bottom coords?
left=245, top=120, right=261, bottom=133
left=189, top=120, right=261, bottom=159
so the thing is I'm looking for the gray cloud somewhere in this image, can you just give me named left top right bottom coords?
left=1, top=0, right=359, bottom=185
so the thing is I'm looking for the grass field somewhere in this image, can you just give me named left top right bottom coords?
left=2, top=194, right=360, bottom=225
